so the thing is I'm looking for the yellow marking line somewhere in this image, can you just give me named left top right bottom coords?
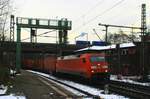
left=38, top=77, right=68, bottom=97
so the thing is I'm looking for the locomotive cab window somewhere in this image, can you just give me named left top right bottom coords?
left=90, top=56, right=105, bottom=62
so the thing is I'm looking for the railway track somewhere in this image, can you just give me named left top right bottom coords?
left=108, top=80, right=150, bottom=99
left=43, top=76, right=150, bottom=99
left=30, top=70, right=150, bottom=99
left=39, top=75, right=102, bottom=99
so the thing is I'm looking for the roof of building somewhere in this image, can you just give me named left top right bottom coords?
left=76, top=42, right=135, bottom=52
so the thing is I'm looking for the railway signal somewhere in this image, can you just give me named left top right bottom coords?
left=15, top=16, right=72, bottom=73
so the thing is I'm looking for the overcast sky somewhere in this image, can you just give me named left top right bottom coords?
left=13, top=0, right=149, bottom=43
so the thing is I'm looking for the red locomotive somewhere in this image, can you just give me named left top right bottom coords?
left=56, top=53, right=109, bottom=80
left=22, top=53, right=110, bottom=80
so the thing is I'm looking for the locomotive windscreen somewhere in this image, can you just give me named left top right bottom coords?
left=90, top=56, right=105, bottom=62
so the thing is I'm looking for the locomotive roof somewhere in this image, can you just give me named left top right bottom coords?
left=76, top=42, right=135, bottom=52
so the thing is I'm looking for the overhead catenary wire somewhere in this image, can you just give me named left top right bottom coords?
left=73, top=0, right=106, bottom=23
left=38, top=35, right=57, bottom=38
left=21, top=29, right=57, bottom=41
left=85, top=0, right=125, bottom=24
left=101, top=4, right=141, bottom=25
left=72, top=0, right=125, bottom=32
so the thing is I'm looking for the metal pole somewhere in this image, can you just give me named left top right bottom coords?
left=63, top=30, right=68, bottom=44
left=117, top=44, right=121, bottom=74
left=86, top=33, right=88, bottom=47
left=98, top=23, right=143, bottom=45
left=59, top=30, right=62, bottom=44
left=105, top=25, right=108, bottom=45
left=16, top=27, right=21, bottom=73
left=98, top=23, right=142, bottom=29
left=10, top=15, right=15, bottom=42
left=93, top=29, right=103, bottom=41
left=30, top=28, right=32, bottom=43
left=74, top=37, right=77, bottom=44
left=141, top=4, right=148, bottom=80
left=58, top=30, right=63, bottom=58
left=56, top=30, right=58, bottom=44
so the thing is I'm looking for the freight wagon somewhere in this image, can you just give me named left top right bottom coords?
left=22, top=53, right=56, bottom=73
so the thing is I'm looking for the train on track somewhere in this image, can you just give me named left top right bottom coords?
left=22, top=53, right=110, bottom=80
left=22, top=42, right=150, bottom=80
left=76, top=42, right=150, bottom=76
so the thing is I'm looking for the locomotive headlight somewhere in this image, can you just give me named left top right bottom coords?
left=105, top=70, right=108, bottom=72
left=102, top=65, right=108, bottom=68
left=91, top=66, right=97, bottom=69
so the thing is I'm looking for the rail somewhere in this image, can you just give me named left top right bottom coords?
left=108, top=80, right=150, bottom=99
left=39, top=75, right=102, bottom=99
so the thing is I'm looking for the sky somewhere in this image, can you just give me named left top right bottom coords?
left=12, top=0, right=150, bottom=44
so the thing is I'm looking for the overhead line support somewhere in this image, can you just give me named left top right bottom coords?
left=98, top=23, right=145, bottom=45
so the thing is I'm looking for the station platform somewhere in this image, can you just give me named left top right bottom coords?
left=7, top=70, right=78, bottom=99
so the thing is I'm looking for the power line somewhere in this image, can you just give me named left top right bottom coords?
left=21, top=30, right=56, bottom=41
left=38, top=35, right=56, bottom=38
left=102, top=4, right=141, bottom=25
left=72, top=0, right=125, bottom=32
left=73, top=0, right=106, bottom=23
left=85, top=0, right=125, bottom=25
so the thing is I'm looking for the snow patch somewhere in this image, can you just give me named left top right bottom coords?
left=28, top=70, right=129, bottom=99
left=0, top=94, right=26, bottom=99
left=0, top=84, right=26, bottom=99
left=10, top=69, right=16, bottom=75
left=120, top=42, right=135, bottom=48
left=76, top=42, right=135, bottom=52
left=0, top=85, right=7, bottom=95
left=110, top=75, right=150, bottom=86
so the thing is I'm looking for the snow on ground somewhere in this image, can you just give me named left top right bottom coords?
left=0, top=85, right=7, bottom=95
left=10, top=69, right=16, bottom=75
left=59, top=79, right=127, bottom=99
left=28, top=70, right=129, bottom=99
left=39, top=74, right=85, bottom=96
left=0, top=94, right=26, bottom=99
left=0, top=84, right=26, bottom=99
left=110, top=75, right=150, bottom=86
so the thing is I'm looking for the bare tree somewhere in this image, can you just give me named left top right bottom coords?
left=107, top=29, right=140, bottom=44
left=0, top=0, right=12, bottom=41
left=0, top=0, right=13, bottom=66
